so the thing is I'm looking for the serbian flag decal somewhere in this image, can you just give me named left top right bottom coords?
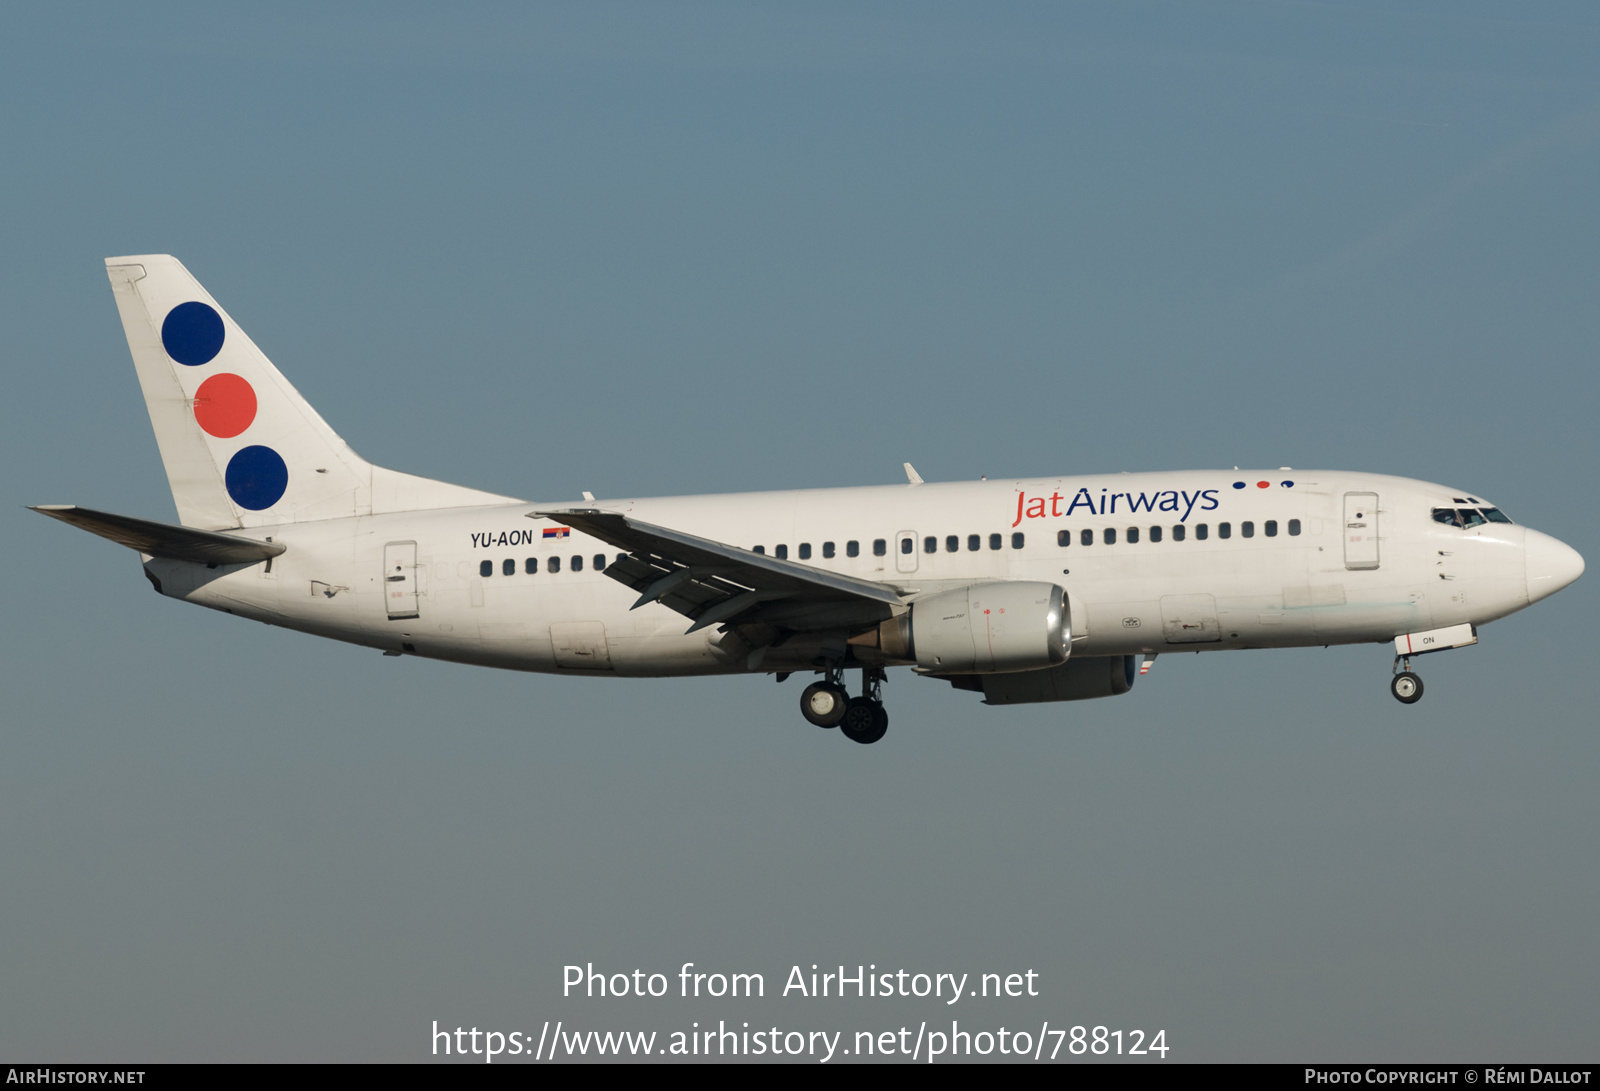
left=543, top=527, right=571, bottom=540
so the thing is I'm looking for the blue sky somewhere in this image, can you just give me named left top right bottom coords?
left=3, top=2, right=1596, bottom=1061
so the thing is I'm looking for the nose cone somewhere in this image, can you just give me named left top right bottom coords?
left=1525, top=529, right=1585, bottom=604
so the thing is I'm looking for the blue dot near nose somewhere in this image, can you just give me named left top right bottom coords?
left=225, top=445, right=288, bottom=510
left=1232, top=481, right=1246, bottom=489
left=161, top=301, right=226, bottom=366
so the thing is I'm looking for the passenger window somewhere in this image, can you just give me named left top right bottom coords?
left=479, top=559, right=493, bottom=577
left=1080, top=528, right=1093, bottom=546
left=799, top=543, right=811, bottom=560
left=1173, top=524, right=1186, bottom=541
left=923, top=537, right=936, bottom=554
left=1288, top=519, right=1301, bottom=536
left=548, top=556, right=561, bottom=573
left=968, top=534, right=980, bottom=551
left=775, top=544, right=788, bottom=560
left=616, top=554, right=627, bottom=565
left=571, top=555, right=583, bottom=572
left=1264, top=520, right=1277, bottom=537
left=1481, top=508, right=1513, bottom=524
left=1219, top=522, right=1232, bottom=539
left=899, top=538, right=912, bottom=555
left=594, top=554, right=606, bottom=571
left=1150, top=525, right=1162, bottom=543
left=1196, top=524, right=1209, bottom=540
left=1103, top=527, right=1117, bottom=545
left=1057, top=529, right=1071, bottom=547
left=989, top=533, right=1002, bottom=550
left=946, top=535, right=959, bottom=553
left=822, top=542, right=835, bottom=559
left=1127, top=526, right=1140, bottom=544
left=1241, top=521, right=1254, bottom=538
left=847, top=540, right=860, bottom=558
left=1011, top=532, right=1025, bottom=549
left=874, top=539, right=887, bottom=557
left=502, top=558, right=515, bottom=576
left=525, top=557, right=538, bottom=574
left=753, top=545, right=765, bottom=554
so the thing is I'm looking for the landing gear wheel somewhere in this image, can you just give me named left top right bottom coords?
left=800, top=682, right=850, bottom=728
left=1391, top=672, right=1424, bottom=704
left=839, top=697, right=888, bottom=745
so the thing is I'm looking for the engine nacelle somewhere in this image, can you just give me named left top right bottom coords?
left=888, top=581, right=1069, bottom=674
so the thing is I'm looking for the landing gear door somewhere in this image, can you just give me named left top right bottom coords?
left=895, top=530, right=919, bottom=574
left=1343, top=492, right=1380, bottom=570
left=383, top=540, right=420, bottom=619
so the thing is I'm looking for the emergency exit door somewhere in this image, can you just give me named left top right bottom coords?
left=1343, top=493, right=1380, bottom=570
left=383, top=540, right=420, bottom=619
left=895, top=530, right=919, bottom=574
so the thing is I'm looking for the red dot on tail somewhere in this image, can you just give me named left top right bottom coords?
left=194, top=373, right=257, bottom=438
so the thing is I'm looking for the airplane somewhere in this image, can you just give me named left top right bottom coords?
left=32, top=255, right=1586, bottom=745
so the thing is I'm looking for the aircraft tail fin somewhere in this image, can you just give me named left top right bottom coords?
left=103, top=255, right=517, bottom=530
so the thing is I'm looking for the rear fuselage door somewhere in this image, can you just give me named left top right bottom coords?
left=550, top=622, right=614, bottom=670
left=383, top=540, right=420, bottom=619
left=895, top=530, right=919, bottom=574
left=1343, top=492, right=1380, bottom=570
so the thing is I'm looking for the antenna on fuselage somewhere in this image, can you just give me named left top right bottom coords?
left=903, top=463, right=924, bottom=486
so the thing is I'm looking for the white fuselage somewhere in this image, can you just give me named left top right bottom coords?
left=144, top=469, right=1555, bottom=678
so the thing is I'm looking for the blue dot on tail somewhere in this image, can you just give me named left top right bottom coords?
left=161, top=301, right=225, bottom=366
left=225, top=446, right=288, bottom=510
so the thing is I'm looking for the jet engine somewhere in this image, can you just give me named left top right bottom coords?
left=873, top=581, right=1070, bottom=674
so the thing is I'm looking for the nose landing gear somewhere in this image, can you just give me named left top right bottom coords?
left=801, top=666, right=887, bottom=743
left=1391, top=656, right=1424, bottom=704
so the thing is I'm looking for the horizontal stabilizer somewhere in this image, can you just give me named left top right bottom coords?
left=30, top=505, right=285, bottom=565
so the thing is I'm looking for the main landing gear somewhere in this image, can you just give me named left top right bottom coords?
left=799, top=667, right=888, bottom=744
left=1390, top=656, right=1424, bottom=704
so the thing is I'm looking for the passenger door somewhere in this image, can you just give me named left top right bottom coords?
left=382, top=540, right=420, bottom=620
left=1343, top=492, right=1380, bottom=570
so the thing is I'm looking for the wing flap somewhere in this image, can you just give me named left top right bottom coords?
left=31, top=505, right=285, bottom=565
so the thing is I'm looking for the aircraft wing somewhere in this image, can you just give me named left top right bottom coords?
left=529, top=509, right=902, bottom=633
left=30, top=505, right=285, bottom=565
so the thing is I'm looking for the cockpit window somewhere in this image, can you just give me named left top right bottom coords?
left=1433, top=507, right=1496, bottom=529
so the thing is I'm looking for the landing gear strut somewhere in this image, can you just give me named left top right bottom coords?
left=798, top=666, right=888, bottom=742
left=1391, top=656, right=1424, bottom=704
left=839, top=668, right=888, bottom=745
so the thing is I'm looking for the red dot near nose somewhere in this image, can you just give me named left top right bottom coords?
left=1256, top=480, right=1270, bottom=488
left=193, top=373, right=257, bottom=438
